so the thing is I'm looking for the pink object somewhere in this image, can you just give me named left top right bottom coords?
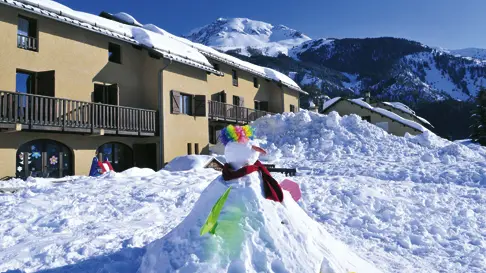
left=280, top=179, right=301, bottom=202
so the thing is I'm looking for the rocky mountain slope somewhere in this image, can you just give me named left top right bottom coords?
left=185, top=18, right=486, bottom=107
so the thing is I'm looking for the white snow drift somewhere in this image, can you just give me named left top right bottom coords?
left=1, top=111, right=486, bottom=273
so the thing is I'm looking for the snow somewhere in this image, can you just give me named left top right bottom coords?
left=450, top=48, right=486, bottom=60
left=112, top=12, right=143, bottom=27
left=350, top=98, right=428, bottom=132
left=163, top=155, right=215, bottom=171
left=382, top=102, right=433, bottom=127
left=2, top=111, right=486, bottom=273
left=322, top=97, right=341, bottom=111
left=139, top=172, right=382, bottom=273
left=382, top=101, right=415, bottom=115
left=0, top=168, right=219, bottom=273
left=140, top=20, right=304, bottom=92
left=12, top=0, right=215, bottom=70
left=185, top=18, right=311, bottom=57
left=224, top=141, right=259, bottom=170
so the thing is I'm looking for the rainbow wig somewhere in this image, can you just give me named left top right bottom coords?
left=219, top=125, right=255, bottom=146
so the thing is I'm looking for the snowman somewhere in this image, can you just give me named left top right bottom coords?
left=138, top=124, right=383, bottom=273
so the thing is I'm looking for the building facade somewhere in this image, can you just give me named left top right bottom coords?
left=322, top=98, right=426, bottom=136
left=0, top=0, right=303, bottom=179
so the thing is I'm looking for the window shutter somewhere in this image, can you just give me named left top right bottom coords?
left=93, top=84, right=104, bottom=103
left=171, top=90, right=181, bottom=114
left=107, top=84, right=118, bottom=105
left=239, top=96, right=244, bottom=107
left=36, top=70, right=55, bottom=97
left=221, top=91, right=226, bottom=103
left=193, top=95, right=206, bottom=117
left=260, top=101, right=269, bottom=111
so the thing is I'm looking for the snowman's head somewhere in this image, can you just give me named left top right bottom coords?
left=219, top=125, right=266, bottom=170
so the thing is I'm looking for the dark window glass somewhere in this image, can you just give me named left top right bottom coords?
left=97, top=142, right=133, bottom=172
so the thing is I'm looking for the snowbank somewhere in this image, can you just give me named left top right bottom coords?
left=164, top=155, right=215, bottom=171
left=251, top=110, right=486, bottom=187
left=0, top=169, right=219, bottom=273
left=139, top=172, right=382, bottom=273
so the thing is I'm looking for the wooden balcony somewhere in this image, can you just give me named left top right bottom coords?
left=17, top=34, right=38, bottom=51
left=208, top=100, right=271, bottom=124
left=0, top=91, right=156, bottom=136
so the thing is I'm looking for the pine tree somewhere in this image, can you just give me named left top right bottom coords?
left=470, top=88, right=486, bottom=145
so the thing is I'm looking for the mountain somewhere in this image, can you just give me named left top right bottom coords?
left=185, top=18, right=311, bottom=57
left=185, top=18, right=486, bottom=139
left=185, top=18, right=486, bottom=104
left=449, top=48, right=486, bottom=60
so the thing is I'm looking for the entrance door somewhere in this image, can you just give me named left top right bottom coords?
left=133, top=143, right=157, bottom=170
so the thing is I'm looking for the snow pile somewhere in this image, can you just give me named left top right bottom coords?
left=0, top=168, right=219, bottom=273
left=164, top=155, right=215, bottom=171
left=139, top=172, right=382, bottom=273
left=252, top=110, right=486, bottom=187
left=112, top=12, right=143, bottom=27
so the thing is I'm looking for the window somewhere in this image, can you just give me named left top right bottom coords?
left=362, top=116, right=371, bottom=122
left=181, top=94, right=193, bottom=115
left=290, top=104, right=296, bottom=113
left=93, top=83, right=118, bottom=105
left=232, top=69, right=238, bottom=86
left=255, top=101, right=268, bottom=111
left=213, top=63, right=220, bottom=71
left=171, top=91, right=206, bottom=116
left=375, top=121, right=389, bottom=132
left=233, top=96, right=240, bottom=106
left=187, top=143, right=192, bottom=155
left=17, top=15, right=37, bottom=51
left=108, top=42, right=121, bottom=63
left=195, top=143, right=199, bottom=154
left=16, top=139, right=73, bottom=178
left=253, top=77, right=258, bottom=88
left=97, top=142, right=134, bottom=172
left=16, top=69, right=55, bottom=96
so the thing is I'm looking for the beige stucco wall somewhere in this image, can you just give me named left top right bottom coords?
left=161, top=61, right=210, bottom=164
left=324, top=100, right=422, bottom=136
left=0, top=131, right=158, bottom=178
left=282, top=86, right=300, bottom=112
left=0, top=5, right=145, bottom=108
left=206, top=60, right=288, bottom=113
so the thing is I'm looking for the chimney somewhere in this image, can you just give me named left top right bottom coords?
left=365, top=92, right=371, bottom=104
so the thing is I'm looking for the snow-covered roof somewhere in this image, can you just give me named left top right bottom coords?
left=322, top=97, right=342, bottom=111
left=350, top=99, right=427, bottom=132
left=102, top=12, right=306, bottom=94
left=381, top=102, right=433, bottom=127
left=322, top=97, right=427, bottom=133
left=4, top=0, right=222, bottom=75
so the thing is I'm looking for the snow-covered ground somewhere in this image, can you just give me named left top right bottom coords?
left=1, top=110, right=486, bottom=272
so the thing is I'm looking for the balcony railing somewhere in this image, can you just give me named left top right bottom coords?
left=17, top=34, right=38, bottom=51
left=208, top=100, right=270, bottom=124
left=0, top=91, right=156, bottom=136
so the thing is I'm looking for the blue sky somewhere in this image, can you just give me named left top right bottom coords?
left=60, top=0, right=485, bottom=49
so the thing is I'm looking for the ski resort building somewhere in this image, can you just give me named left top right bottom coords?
left=0, top=0, right=304, bottom=179
left=321, top=97, right=428, bottom=136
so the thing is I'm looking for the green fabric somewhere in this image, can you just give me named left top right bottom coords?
left=200, top=186, right=232, bottom=236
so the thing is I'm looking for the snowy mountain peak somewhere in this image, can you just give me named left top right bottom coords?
left=184, top=17, right=311, bottom=56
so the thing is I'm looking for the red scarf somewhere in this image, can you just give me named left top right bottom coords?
left=222, top=160, right=284, bottom=202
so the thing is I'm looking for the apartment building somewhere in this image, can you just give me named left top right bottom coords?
left=0, top=0, right=304, bottom=179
